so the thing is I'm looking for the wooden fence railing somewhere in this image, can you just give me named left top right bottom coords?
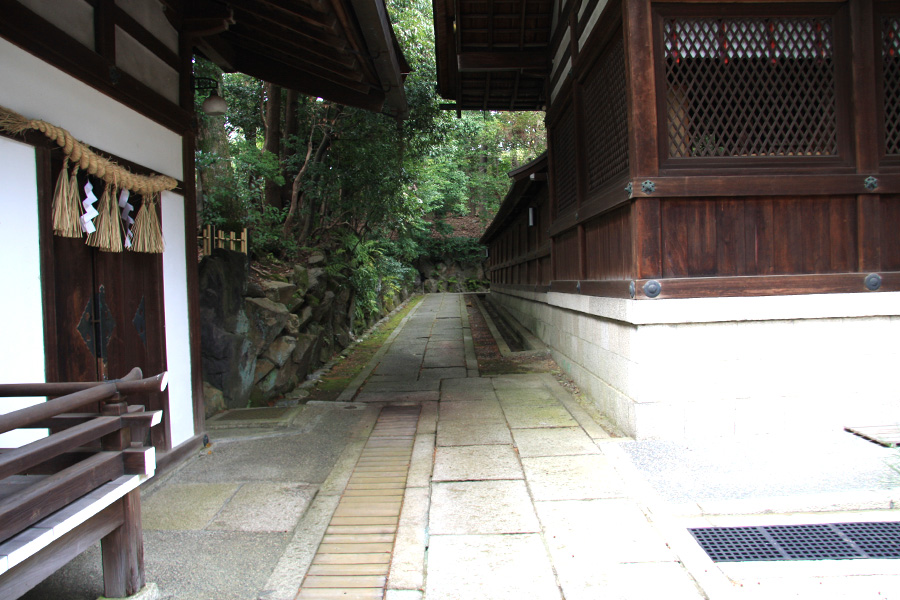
left=199, top=225, right=248, bottom=256
left=0, top=368, right=165, bottom=599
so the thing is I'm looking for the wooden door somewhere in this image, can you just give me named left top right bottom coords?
left=47, top=169, right=169, bottom=449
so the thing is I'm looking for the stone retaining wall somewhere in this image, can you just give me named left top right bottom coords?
left=199, top=249, right=410, bottom=415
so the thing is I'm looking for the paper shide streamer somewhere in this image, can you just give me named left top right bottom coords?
left=0, top=104, right=174, bottom=253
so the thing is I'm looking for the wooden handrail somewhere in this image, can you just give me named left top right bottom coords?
left=0, top=369, right=167, bottom=398
left=0, top=372, right=167, bottom=436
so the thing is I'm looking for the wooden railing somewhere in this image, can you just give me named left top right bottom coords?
left=0, top=368, right=165, bottom=599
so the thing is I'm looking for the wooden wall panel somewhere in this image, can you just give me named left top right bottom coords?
left=881, top=195, right=900, bottom=271
left=742, top=199, right=775, bottom=276
left=662, top=197, right=859, bottom=278
left=662, top=199, right=717, bottom=278
left=583, top=205, right=633, bottom=280
left=554, top=230, right=580, bottom=280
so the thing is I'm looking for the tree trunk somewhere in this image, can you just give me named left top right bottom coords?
left=281, top=89, right=299, bottom=208
left=264, top=82, right=283, bottom=209
left=196, top=73, right=232, bottom=223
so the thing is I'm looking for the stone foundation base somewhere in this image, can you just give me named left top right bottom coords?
left=490, top=287, right=900, bottom=441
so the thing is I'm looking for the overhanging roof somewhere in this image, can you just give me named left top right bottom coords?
left=481, top=152, right=548, bottom=244
left=432, top=0, right=553, bottom=111
left=179, top=0, right=409, bottom=119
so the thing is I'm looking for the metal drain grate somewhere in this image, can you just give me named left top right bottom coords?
left=690, top=522, right=900, bottom=562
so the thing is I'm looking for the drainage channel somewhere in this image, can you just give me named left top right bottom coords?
left=297, top=405, right=421, bottom=599
left=690, top=522, right=900, bottom=562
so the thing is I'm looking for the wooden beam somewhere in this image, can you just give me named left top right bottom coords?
left=545, top=272, right=900, bottom=301
left=457, top=51, right=548, bottom=72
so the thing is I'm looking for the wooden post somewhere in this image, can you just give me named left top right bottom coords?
left=623, top=0, right=659, bottom=178
left=100, top=489, right=145, bottom=597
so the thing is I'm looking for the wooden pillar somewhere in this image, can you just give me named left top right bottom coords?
left=623, top=0, right=663, bottom=280
left=634, top=198, right=662, bottom=279
left=623, top=0, right=659, bottom=178
left=99, top=400, right=146, bottom=597
left=850, top=0, right=883, bottom=272
left=101, top=489, right=146, bottom=597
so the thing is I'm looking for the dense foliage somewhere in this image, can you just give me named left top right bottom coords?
left=194, top=0, right=545, bottom=326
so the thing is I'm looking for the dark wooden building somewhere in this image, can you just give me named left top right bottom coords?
left=439, top=0, right=900, bottom=439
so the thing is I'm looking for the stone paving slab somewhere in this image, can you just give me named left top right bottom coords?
left=424, top=534, right=562, bottom=600
left=535, top=499, right=676, bottom=564
left=386, top=486, right=429, bottom=591
left=439, top=389, right=498, bottom=402
left=491, top=373, right=548, bottom=389
left=438, top=400, right=505, bottom=423
left=432, top=445, right=523, bottom=481
left=441, top=377, right=494, bottom=392
left=423, top=351, right=466, bottom=368
left=430, top=480, right=540, bottom=535
left=553, top=560, right=706, bottom=600
left=501, top=403, right=579, bottom=428
left=495, top=389, right=559, bottom=405
left=207, top=482, right=317, bottom=532
left=415, top=402, right=438, bottom=435
left=427, top=340, right=464, bottom=350
left=436, top=419, right=513, bottom=446
left=142, top=482, right=239, bottom=530
left=521, top=455, right=624, bottom=501
left=354, top=391, right=440, bottom=403
left=512, top=426, right=600, bottom=457
left=406, top=434, right=435, bottom=488
left=418, top=367, right=466, bottom=380
left=427, top=333, right=464, bottom=342
left=360, top=380, right=440, bottom=393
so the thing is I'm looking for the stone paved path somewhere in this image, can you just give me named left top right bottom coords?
left=299, top=294, right=706, bottom=600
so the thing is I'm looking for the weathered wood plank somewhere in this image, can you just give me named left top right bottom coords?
left=312, top=553, right=392, bottom=565
left=303, top=575, right=387, bottom=588
left=0, top=452, right=123, bottom=542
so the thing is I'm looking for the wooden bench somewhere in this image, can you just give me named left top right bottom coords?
left=0, top=368, right=165, bottom=599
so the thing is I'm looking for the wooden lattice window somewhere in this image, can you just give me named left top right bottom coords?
left=662, top=16, right=839, bottom=159
left=883, top=17, right=900, bottom=156
left=552, top=104, right=577, bottom=215
left=583, top=32, right=629, bottom=192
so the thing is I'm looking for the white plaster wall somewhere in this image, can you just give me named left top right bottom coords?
left=492, top=288, right=900, bottom=442
left=161, top=191, right=194, bottom=448
left=0, top=37, right=183, bottom=180
left=0, top=137, right=47, bottom=447
left=116, top=27, right=180, bottom=104
left=116, top=0, right=179, bottom=53
left=17, top=0, right=95, bottom=49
